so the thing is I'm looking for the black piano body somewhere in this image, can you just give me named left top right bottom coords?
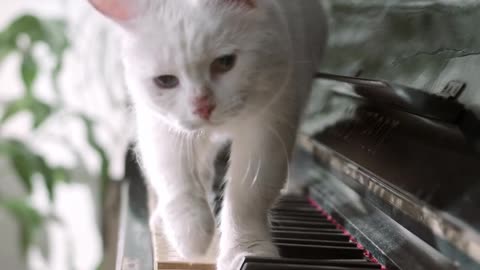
left=295, top=72, right=480, bottom=270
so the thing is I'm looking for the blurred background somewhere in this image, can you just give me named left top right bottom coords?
left=1, top=1, right=479, bottom=270
left=0, top=1, right=131, bottom=270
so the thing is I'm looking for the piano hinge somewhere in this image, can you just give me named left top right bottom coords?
left=438, top=80, right=466, bottom=100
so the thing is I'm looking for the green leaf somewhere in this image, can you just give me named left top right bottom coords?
left=0, top=14, right=67, bottom=59
left=0, top=97, right=53, bottom=128
left=30, top=99, right=52, bottom=128
left=36, top=157, right=55, bottom=201
left=0, top=14, right=69, bottom=98
left=40, top=19, right=69, bottom=58
left=0, top=140, right=36, bottom=193
left=0, top=198, right=45, bottom=255
left=0, top=42, right=15, bottom=62
left=0, top=140, right=69, bottom=200
left=35, top=160, right=69, bottom=201
left=51, top=60, right=63, bottom=97
left=2, top=15, right=45, bottom=44
left=0, top=99, right=30, bottom=124
left=21, top=51, right=38, bottom=95
left=78, top=115, right=111, bottom=200
left=52, top=167, right=69, bottom=183
left=0, top=14, right=69, bottom=58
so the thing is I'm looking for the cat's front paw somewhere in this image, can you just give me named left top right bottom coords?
left=151, top=196, right=215, bottom=259
left=217, top=240, right=278, bottom=270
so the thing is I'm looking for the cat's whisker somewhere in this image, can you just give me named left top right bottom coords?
left=240, top=155, right=253, bottom=185
left=266, top=124, right=291, bottom=184
left=264, top=110, right=296, bottom=130
left=250, top=158, right=262, bottom=188
left=180, top=132, right=186, bottom=163
left=180, top=133, right=194, bottom=182
left=193, top=132, right=213, bottom=190
left=173, top=128, right=182, bottom=150
left=187, top=133, right=197, bottom=183
left=255, top=68, right=293, bottom=118
left=221, top=94, right=247, bottom=115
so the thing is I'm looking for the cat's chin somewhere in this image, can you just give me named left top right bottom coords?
left=175, top=121, right=214, bottom=133
left=176, top=118, right=226, bottom=133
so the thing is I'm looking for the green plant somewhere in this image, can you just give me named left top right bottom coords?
left=0, top=14, right=113, bottom=261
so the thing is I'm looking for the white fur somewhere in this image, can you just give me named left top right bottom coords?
left=90, top=0, right=327, bottom=269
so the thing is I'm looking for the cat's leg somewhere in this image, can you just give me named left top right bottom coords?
left=139, top=120, right=216, bottom=258
left=217, top=116, right=299, bottom=270
left=195, top=137, right=227, bottom=214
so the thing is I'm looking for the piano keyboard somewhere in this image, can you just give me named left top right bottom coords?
left=153, top=194, right=384, bottom=270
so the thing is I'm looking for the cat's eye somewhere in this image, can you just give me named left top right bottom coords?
left=154, top=75, right=179, bottom=89
left=211, top=54, right=237, bottom=74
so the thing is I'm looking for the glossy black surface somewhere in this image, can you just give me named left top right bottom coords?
left=315, top=73, right=466, bottom=123
left=306, top=2, right=480, bottom=268
left=303, top=80, right=480, bottom=268
left=307, top=172, right=458, bottom=270
left=313, top=92, right=480, bottom=214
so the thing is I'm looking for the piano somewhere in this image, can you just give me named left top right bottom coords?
left=116, top=70, right=479, bottom=270
left=114, top=2, right=480, bottom=270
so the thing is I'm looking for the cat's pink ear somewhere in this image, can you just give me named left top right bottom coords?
left=88, top=0, right=139, bottom=21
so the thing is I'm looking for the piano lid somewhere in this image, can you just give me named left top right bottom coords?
left=309, top=5, right=480, bottom=258
left=300, top=71, right=480, bottom=269
left=321, top=1, right=480, bottom=113
left=306, top=72, right=480, bottom=221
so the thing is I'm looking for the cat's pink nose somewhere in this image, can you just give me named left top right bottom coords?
left=194, top=105, right=215, bottom=120
left=192, top=96, right=215, bottom=120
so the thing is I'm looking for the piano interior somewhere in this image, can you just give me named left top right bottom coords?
left=117, top=2, right=480, bottom=270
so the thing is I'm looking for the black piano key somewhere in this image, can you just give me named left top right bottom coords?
left=272, top=230, right=350, bottom=242
left=270, top=207, right=325, bottom=217
left=272, top=226, right=341, bottom=233
left=242, top=258, right=382, bottom=269
left=272, top=206, right=317, bottom=211
left=242, top=262, right=380, bottom=270
left=273, top=205, right=319, bottom=211
left=273, top=238, right=357, bottom=248
left=271, top=220, right=337, bottom=229
left=277, top=243, right=365, bottom=260
left=271, top=210, right=326, bottom=217
left=271, top=214, right=329, bottom=222
left=274, top=205, right=316, bottom=211
left=274, top=201, right=314, bottom=208
left=242, top=257, right=381, bottom=269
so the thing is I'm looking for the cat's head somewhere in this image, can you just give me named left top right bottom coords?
left=90, top=0, right=289, bottom=132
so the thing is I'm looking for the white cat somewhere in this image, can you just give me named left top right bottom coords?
left=88, top=0, right=327, bottom=269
